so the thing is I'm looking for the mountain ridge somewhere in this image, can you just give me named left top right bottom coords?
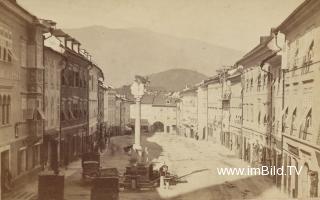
left=64, top=26, right=244, bottom=87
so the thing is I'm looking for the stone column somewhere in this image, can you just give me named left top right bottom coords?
left=134, top=97, right=142, bottom=150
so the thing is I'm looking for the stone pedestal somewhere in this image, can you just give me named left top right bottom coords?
left=38, top=172, right=64, bottom=200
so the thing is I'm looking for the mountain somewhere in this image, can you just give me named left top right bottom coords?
left=64, top=26, right=244, bottom=87
left=116, top=69, right=207, bottom=102
left=148, top=68, right=207, bottom=91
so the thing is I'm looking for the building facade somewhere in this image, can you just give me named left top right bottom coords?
left=226, top=70, right=242, bottom=159
left=177, top=87, right=198, bottom=138
left=0, top=0, right=45, bottom=198
left=197, top=84, right=208, bottom=140
left=236, top=35, right=277, bottom=166
left=276, top=0, right=320, bottom=197
left=52, top=29, right=91, bottom=166
left=206, top=76, right=222, bottom=143
left=43, top=42, right=64, bottom=170
left=88, top=64, right=103, bottom=149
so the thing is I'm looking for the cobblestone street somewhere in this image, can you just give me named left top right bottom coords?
left=28, top=133, right=286, bottom=200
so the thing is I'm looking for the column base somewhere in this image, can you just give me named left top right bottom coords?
left=133, top=144, right=142, bottom=151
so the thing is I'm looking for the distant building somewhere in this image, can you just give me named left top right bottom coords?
left=130, top=93, right=177, bottom=134
left=206, top=75, right=222, bottom=143
left=197, top=82, right=208, bottom=140
left=98, top=80, right=107, bottom=147
left=88, top=64, right=104, bottom=148
left=177, top=87, right=198, bottom=138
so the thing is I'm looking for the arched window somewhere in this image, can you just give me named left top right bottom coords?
left=307, top=40, right=314, bottom=62
left=258, top=111, right=261, bottom=125
left=303, top=109, right=312, bottom=141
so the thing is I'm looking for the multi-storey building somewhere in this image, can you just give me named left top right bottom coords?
left=225, top=69, right=242, bottom=158
left=177, top=87, right=198, bottom=138
left=129, top=93, right=176, bottom=134
left=0, top=0, right=46, bottom=198
left=106, top=88, right=117, bottom=135
left=98, top=79, right=107, bottom=148
left=51, top=29, right=90, bottom=166
left=205, top=75, right=222, bottom=143
left=88, top=64, right=104, bottom=149
left=197, top=83, right=208, bottom=140
left=275, top=0, right=320, bottom=197
left=43, top=32, right=65, bottom=170
left=236, top=34, right=278, bottom=166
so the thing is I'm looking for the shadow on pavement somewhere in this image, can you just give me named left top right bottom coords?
left=165, top=175, right=281, bottom=200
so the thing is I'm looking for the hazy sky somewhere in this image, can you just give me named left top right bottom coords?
left=19, top=0, right=303, bottom=52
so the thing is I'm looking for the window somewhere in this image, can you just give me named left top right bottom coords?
left=61, top=69, right=67, bottom=86
left=291, top=108, right=297, bottom=135
left=18, top=148, right=27, bottom=174
left=20, top=39, right=27, bottom=67
left=293, top=48, right=299, bottom=76
left=264, top=114, right=268, bottom=125
left=307, top=40, right=314, bottom=62
left=250, top=105, right=254, bottom=122
left=61, top=100, right=67, bottom=121
left=75, top=71, right=79, bottom=87
left=0, top=95, right=10, bottom=125
left=257, top=73, right=261, bottom=91
left=32, top=144, right=40, bottom=168
left=50, top=98, right=54, bottom=126
left=0, top=26, right=13, bottom=63
left=302, top=109, right=312, bottom=141
left=258, top=111, right=261, bottom=125
left=282, top=108, right=288, bottom=132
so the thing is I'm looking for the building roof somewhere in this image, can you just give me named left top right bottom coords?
left=275, top=0, right=320, bottom=34
left=235, top=35, right=273, bottom=67
left=1, top=0, right=38, bottom=24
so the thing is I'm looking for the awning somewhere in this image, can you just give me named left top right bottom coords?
left=23, top=109, right=46, bottom=120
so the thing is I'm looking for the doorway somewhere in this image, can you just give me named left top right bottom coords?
left=1, top=149, right=10, bottom=199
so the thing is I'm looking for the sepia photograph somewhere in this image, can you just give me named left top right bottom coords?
left=0, top=0, right=319, bottom=199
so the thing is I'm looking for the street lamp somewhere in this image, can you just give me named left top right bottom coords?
left=130, top=76, right=147, bottom=151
